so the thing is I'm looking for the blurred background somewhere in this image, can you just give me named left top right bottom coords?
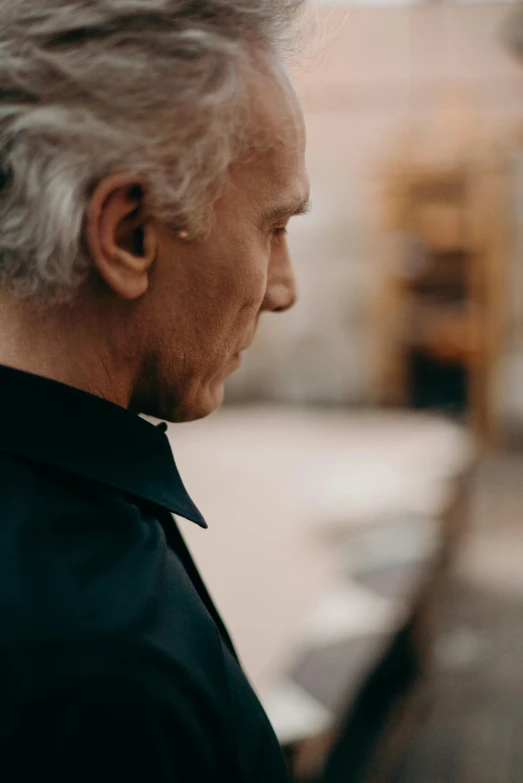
left=167, top=2, right=523, bottom=780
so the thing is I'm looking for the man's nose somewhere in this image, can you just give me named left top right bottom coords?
left=261, top=253, right=298, bottom=313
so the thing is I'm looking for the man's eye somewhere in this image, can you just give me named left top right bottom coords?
left=271, top=227, right=287, bottom=238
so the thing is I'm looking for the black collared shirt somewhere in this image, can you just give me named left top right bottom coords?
left=0, top=365, right=288, bottom=782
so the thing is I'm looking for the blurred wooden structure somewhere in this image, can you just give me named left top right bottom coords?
left=372, top=139, right=510, bottom=449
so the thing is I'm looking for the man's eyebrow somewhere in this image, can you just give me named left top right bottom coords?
left=266, top=196, right=312, bottom=221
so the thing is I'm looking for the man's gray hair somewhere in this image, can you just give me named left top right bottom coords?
left=0, top=0, right=306, bottom=300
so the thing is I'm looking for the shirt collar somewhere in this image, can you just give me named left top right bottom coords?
left=0, top=364, right=207, bottom=528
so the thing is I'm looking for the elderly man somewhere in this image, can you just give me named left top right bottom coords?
left=0, top=1, right=309, bottom=781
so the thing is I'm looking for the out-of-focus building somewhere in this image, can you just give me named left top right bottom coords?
left=226, top=0, right=523, bottom=446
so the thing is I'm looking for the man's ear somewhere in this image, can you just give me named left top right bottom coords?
left=86, top=173, right=157, bottom=300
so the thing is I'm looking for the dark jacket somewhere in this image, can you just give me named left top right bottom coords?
left=0, top=365, right=288, bottom=782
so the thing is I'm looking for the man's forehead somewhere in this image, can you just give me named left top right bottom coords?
left=247, top=50, right=304, bottom=145
left=234, top=52, right=309, bottom=214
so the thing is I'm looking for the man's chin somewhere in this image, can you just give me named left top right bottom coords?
left=136, top=379, right=225, bottom=424
left=166, top=382, right=225, bottom=424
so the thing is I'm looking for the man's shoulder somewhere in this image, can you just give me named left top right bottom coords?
left=0, top=452, right=228, bottom=692
left=0, top=451, right=145, bottom=589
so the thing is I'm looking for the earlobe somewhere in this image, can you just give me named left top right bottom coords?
left=86, top=173, right=157, bottom=301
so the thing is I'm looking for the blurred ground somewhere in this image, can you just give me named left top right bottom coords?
left=163, top=415, right=523, bottom=781
left=362, top=455, right=523, bottom=783
left=162, top=407, right=473, bottom=753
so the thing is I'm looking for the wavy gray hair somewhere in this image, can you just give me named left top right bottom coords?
left=0, top=0, right=306, bottom=301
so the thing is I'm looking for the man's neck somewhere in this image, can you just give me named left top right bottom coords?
left=0, top=293, right=133, bottom=408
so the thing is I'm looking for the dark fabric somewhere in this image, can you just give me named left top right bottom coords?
left=0, top=364, right=288, bottom=782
